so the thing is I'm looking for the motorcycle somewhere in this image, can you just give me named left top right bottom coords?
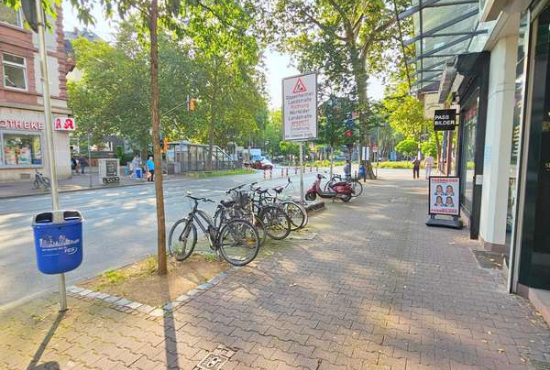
left=305, top=174, right=354, bottom=202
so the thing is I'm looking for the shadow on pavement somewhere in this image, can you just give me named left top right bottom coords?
left=25, top=310, right=65, bottom=370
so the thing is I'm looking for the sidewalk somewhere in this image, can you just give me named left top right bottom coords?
left=1, top=171, right=549, bottom=370
left=0, top=169, right=152, bottom=199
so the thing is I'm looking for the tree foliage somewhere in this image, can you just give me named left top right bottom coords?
left=396, top=138, right=418, bottom=157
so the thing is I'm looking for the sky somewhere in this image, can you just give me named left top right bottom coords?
left=62, top=3, right=385, bottom=109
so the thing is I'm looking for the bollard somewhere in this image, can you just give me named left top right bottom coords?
left=264, top=170, right=267, bottom=180
left=295, top=167, right=298, bottom=175
left=281, top=168, right=284, bottom=177
left=285, top=168, right=289, bottom=177
left=316, top=166, right=319, bottom=172
left=310, top=165, right=312, bottom=173
left=270, top=169, right=273, bottom=179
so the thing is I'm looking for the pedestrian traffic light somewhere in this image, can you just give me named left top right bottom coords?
left=345, top=130, right=353, bottom=138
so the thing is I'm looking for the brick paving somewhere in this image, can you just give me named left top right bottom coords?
left=1, top=171, right=550, bottom=370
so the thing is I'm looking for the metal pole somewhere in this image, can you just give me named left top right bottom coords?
left=299, top=142, right=304, bottom=204
left=88, top=130, right=92, bottom=188
left=36, top=0, right=65, bottom=312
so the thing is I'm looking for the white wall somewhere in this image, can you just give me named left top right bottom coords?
left=479, top=34, right=518, bottom=249
left=33, top=54, right=61, bottom=97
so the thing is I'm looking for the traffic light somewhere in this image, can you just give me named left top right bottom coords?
left=345, top=130, right=353, bottom=138
left=163, top=139, right=169, bottom=152
left=189, top=98, right=196, bottom=112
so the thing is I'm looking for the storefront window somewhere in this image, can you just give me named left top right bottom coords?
left=460, top=95, right=479, bottom=213
left=1, top=133, right=42, bottom=166
left=506, top=12, right=530, bottom=248
left=2, top=54, right=27, bottom=90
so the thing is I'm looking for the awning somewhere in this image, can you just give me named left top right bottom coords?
left=396, top=0, right=495, bottom=93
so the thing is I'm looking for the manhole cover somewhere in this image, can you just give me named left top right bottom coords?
left=196, top=353, right=229, bottom=370
left=531, top=360, right=550, bottom=370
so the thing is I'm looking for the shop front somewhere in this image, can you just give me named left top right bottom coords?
left=0, top=107, right=71, bottom=182
left=511, top=3, right=550, bottom=293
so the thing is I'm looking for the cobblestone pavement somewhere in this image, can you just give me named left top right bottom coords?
left=1, top=172, right=549, bottom=370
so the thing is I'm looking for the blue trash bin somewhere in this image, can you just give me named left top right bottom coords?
left=135, top=168, right=143, bottom=179
left=32, top=211, right=83, bottom=275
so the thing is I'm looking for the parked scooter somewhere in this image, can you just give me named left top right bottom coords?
left=305, top=174, right=354, bottom=202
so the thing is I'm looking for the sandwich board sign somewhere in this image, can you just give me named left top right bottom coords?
left=282, top=72, right=317, bottom=141
left=426, top=176, right=463, bottom=229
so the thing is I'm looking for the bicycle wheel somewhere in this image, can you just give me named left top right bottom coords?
left=253, top=217, right=267, bottom=246
left=218, top=219, right=260, bottom=266
left=43, top=178, right=51, bottom=189
left=168, top=218, right=197, bottom=261
left=282, top=201, right=306, bottom=231
left=33, top=179, right=40, bottom=189
left=351, top=180, right=363, bottom=197
left=260, top=205, right=291, bottom=240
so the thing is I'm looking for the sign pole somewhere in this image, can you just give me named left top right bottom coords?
left=299, top=142, right=304, bottom=204
left=36, top=0, right=65, bottom=311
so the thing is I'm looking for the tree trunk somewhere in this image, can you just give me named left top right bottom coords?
left=349, top=45, right=375, bottom=179
left=149, top=0, right=167, bottom=275
left=207, top=120, right=214, bottom=170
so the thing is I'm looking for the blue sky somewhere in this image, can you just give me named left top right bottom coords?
left=62, top=3, right=385, bottom=109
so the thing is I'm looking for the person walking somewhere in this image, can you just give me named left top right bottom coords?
left=358, top=161, right=367, bottom=182
left=425, top=154, right=434, bottom=179
left=71, top=157, right=78, bottom=175
left=78, top=155, right=88, bottom=175
left=146, top=156, right=155, bottom=182
left=131, top=155, right=142, bottom=178
left=412, top=157, right=421, bottom=179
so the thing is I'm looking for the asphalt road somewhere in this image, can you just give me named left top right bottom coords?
left=0, top=169, right=323, bottom=309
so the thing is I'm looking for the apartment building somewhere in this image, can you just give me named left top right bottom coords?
left=0, top=4, right=72, bottom=182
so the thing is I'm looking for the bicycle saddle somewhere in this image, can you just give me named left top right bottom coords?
left=220, top=199, right=236, bottom=207
left=272, top=186, right=284, bottom=194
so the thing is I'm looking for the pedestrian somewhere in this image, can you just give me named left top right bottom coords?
left=131, top=155, right=142, bottom=178
left=78, top=155, right=88, bottom=174
left=344, top=160, right=351, bottom=181
left=146, top=156, right=155, bottom=182
left=425, top=153, right=434, bottom=179
left=358, top=161, right=367, bottom=182
left=412, top=157, right=420, bottom=179
left=71, top=157, right=78, bottom=175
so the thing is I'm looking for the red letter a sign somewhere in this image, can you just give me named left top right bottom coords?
left=293, top=78, right=307, bottom=94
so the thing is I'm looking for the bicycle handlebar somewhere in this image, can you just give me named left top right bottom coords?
left=185, top=194, right=215, bottom=203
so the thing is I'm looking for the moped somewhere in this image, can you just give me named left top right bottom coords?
left=305, top=174, right=354, bottom=202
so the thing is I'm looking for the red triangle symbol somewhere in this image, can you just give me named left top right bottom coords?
left=293, top=78, right=307, bottom=94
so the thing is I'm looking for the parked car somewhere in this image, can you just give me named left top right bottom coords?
left=250, top=158, right=274, bottom=170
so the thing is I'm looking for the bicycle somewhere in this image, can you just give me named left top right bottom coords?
left=33, top=170, right=51, bottom=189
left=250, top=185, right=292, bottom=240
left=168, top=194, right=260, bottom=266
left=266, top=178, right=308, bottom=231
left=324, top=173, right=363, bottom=197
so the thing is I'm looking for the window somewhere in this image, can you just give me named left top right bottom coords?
left=1, top=133, right=42, bottom=166
left=3, top=53, right=27, bottom=90
left=0, top=4, right=22, bottom=27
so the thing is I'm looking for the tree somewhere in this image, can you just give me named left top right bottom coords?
left=383, top=82, right=430, bottom=141
left=421, top=140, right=437, bottom=157
left=6, top=0, right=259, bottom=276
left=255, top=0, right=407, bottom=178
left=396, top=138, right=418, bottom=159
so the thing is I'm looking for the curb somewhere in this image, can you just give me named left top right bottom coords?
left=67, top=269, right=233, bottom=318
left=304, top=201, right=325, bottom=213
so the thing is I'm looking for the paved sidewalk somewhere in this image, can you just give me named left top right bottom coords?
left=0, top=168, right=151, bottom=199
left=1, top=172, right=549, bottom=370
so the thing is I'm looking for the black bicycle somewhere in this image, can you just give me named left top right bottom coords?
left=33, top=170, right=51, bottom=189
left=168, top=194, right=260, bottom=266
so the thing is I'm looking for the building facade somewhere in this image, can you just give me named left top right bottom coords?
left=403, top=0, right=550, bottom=321
left=0, top=4, right=72, bottom=182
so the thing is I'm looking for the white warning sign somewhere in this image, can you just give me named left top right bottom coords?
left=282, top=72, right=317, bottom=141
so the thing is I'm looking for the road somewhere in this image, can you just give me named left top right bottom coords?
left=0, top=170, right=322, bottom=309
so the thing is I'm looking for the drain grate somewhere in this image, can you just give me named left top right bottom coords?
left=196, top=353, right=228, bottom=370
left=195, top=345, right=236, bottom=370
left=531, top=360, right=550, bottom=370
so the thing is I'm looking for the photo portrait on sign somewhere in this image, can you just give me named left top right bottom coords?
left=429, top=177, right=460, bottom=216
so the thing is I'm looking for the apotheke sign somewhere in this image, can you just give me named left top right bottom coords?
left=434, top=109, right=457, bottom=131
left=0, top=118, right=44, bottom=131
left=54, top=117, right=76, bottom=131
